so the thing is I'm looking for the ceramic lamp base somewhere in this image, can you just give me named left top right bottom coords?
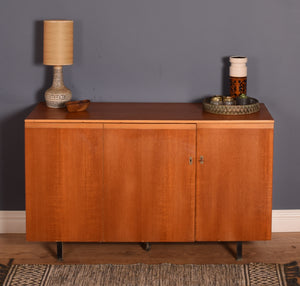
left=45, top=66, right=72, bottom=108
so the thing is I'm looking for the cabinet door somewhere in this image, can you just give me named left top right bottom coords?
left=103, top=124, right=196, bottom=242
left=196, top=123, right=273, bottom=241
left=25, top=123, right=104, bottom=242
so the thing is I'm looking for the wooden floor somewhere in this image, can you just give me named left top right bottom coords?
left=0, top=233, right=299, bottom=265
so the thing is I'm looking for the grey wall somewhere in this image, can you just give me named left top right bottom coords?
left=0, top=0, right=299, bottom=210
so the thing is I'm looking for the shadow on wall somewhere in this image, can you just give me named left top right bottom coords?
left=191, top=56, right=231, bottom=104
left=0, top=106, right=35, bottom=210
left=0, top=21, right=50, bottom=210
left=34, top=20, right=52, bottom=103
left=222, top=56, right=230, bottom=96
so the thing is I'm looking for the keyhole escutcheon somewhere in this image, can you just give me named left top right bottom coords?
left=199, top=156, right=204, bottom=164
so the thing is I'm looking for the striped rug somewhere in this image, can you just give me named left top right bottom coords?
left=0, top=261, right=299, bottom=286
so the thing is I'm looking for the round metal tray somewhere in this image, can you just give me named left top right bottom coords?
left=203, top=97, right=260, bottom=115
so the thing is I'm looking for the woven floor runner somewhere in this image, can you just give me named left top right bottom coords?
left=0, top=261, right=299, bottom=286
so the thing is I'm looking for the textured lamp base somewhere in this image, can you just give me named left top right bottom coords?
left=45, top=66, right=72, bottom=108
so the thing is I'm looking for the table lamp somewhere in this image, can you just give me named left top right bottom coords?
left=43, top=20, right=73, bottom=108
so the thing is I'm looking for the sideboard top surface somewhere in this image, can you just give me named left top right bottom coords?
left=25, top=102, right=274, bottom=123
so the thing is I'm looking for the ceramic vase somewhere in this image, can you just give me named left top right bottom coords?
left=229, top=56, right=247, bottom=98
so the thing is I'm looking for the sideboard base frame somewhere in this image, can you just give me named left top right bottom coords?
left=53, top=241, right=243, bottom=261
left=236, top=242, right=243, bottom=261
left=57, top=242, right=63, bottom=261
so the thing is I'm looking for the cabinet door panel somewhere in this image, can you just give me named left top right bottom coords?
left=103, top=124, right=196, bottom=242
left=196, top=125, right=273, bottom=241
left=26, top=125, right=103, bottom=241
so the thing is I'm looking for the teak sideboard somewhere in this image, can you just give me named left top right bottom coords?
left=25, top=102, right=274, bottom=260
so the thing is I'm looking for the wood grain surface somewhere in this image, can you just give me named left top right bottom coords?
left=25, top=124, right=104, bottom=241
left=102, top=124, right=196, bottom=242
left=196, top=123, right=274, bottom=241
left=25, top=102, right=274, bottom=123
left=25, top=103, right=274, bottom=244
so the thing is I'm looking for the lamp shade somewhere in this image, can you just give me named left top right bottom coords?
left=43, top=20, right=73, bottom=66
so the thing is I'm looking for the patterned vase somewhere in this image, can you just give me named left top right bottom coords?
left=229, top=56, right=247, bottom=98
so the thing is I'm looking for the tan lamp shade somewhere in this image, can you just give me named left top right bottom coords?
left=43, top=20, right=73, bottom=66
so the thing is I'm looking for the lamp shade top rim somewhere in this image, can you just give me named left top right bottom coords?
left=44, top=20, right=73, bottom=23
left=229, top=56, right=248, bottom=63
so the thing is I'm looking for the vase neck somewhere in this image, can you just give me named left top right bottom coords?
left=52, top=66, right=64, bottom=88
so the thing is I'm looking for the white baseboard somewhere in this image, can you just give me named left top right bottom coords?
left=0, top=210, right=299, bottom=234
left=0, top=211, right=26, bottom=233
left=271, top=210, right=300, bottom=232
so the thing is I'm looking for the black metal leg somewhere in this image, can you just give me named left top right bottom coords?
left=57, top=242, right=63, bottom=261
left=141, top=242, right=151, bottom=251
left=236, top=241, right=242, bottom=261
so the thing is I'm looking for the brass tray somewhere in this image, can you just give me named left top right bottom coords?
left=203, top=97, right=260, bottom=115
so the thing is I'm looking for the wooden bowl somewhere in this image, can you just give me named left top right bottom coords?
left=65, top=100, right=90, bottom=112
